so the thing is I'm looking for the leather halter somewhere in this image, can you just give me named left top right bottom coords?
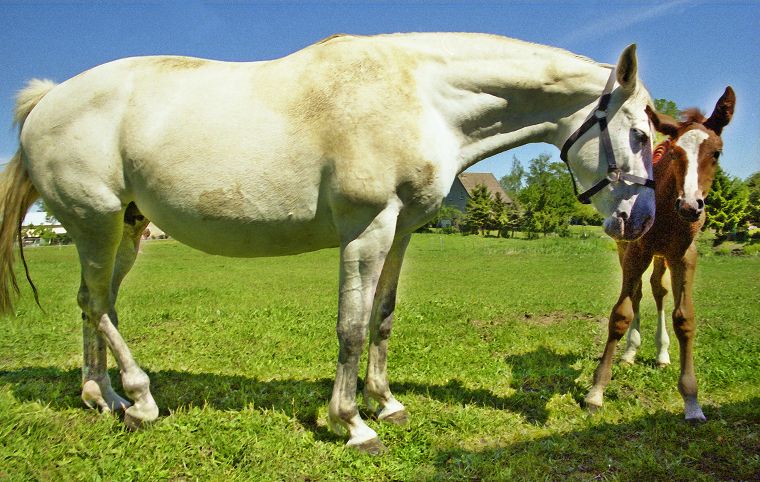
left=559, top=67, right=656, bottom=204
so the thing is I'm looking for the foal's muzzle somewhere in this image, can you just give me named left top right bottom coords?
left=676, top=197, right=705, bottom=222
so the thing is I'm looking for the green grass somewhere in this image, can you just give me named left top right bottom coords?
left=1, top=234, right=758, bottom=480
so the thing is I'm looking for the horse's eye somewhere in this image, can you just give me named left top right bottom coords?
left=713, top=151, right=722, bottom=161
left=632, top=128, right=648, bottom=143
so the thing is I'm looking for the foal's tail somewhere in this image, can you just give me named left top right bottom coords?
left=0, top=79, right=57, bottom=315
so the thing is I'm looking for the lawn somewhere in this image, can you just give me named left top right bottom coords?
left=1, top=233, right=758, bottom=480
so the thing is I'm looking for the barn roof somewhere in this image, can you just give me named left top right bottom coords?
left=457, top=172, right=512, bottom=203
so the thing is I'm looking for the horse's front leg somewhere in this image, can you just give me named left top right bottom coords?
left=328, top=203, right=400, bottom=453
left=586, top=243, right=653, bottom=411
left=363, top=233, right=410, bottom=425
left=668, top=243, right=706, bottom=422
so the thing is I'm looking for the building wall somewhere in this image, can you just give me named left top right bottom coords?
left=443, top=178, right=469, bottom=212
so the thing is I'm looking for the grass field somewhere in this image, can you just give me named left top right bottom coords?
left=1, top=233, right=758, bottom=480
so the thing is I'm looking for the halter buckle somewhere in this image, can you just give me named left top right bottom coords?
left=594, top=110, right=607, bottom=119
left=607, top=169, right=622, bottom=183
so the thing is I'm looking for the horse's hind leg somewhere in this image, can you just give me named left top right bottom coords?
left=74, top=209, right=157, bottom=428
left=650, top=256, right=671, bottom=367
left=668, top=243, right=705, bottom=422
left=80, top=203, right=149, bottom=413
left=363, top=233, right=410, bottom=425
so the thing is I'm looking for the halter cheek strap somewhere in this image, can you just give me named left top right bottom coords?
left=559, top=67, right=655, bottom=204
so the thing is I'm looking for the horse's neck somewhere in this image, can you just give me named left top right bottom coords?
left=406, top=34, right=611, bottom=172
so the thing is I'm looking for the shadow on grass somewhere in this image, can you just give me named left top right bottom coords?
left=433, top=396, right=760, bottom=480
left=0, top=346, right=581, bottom=434
left=394, top=346, right=583, bottom=424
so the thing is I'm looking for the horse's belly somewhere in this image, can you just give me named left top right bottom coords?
left=145, top=203, right=339, bottom=257
left=131, top=164, right=339, bottom=257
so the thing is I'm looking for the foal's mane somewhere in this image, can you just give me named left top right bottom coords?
left=681, top=108, right=707, bottom=124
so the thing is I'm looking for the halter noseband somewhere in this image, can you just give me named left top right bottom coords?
left=559, top=67, right=655, bottom=204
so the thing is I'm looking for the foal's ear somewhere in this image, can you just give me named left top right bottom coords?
left=616, top=44, right=638, bottom=94
left=704, top=86, right=735, bottom=135
left=646, top=105, right=679, bottom=138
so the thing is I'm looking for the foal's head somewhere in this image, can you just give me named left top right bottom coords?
left=646, top=87, right=735, bottom=222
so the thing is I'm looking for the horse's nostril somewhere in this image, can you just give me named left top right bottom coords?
left=696, top=198, right=705, bottom=210
left=675, top=198, right=683, bottom=211
left=617, top=211, right=629, bottom=221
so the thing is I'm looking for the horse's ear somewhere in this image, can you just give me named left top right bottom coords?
left=616, top=44, right=638, bottom=94
left=646, top=105, right=679, bottom=138
left=704, top=86, right=735, bottom=135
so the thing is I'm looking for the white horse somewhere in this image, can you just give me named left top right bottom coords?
left=0, top=33, right=656, bottom=452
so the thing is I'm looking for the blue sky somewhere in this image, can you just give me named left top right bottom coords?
left=1, top=1, right=758, bottom=181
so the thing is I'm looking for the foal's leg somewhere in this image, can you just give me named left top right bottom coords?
left=650, top=257, right=671, bottom=367
left=328, top=204, right=399, bottom=453
left=80, top=205, right=149, bottom=412
left=668, top=243, right=706, bottom=422
left=74, top=212, right=158, bottom=429
left=618, top=242, right=642, bottom=364
left=586, top=243, right=653, bottom=410
left=620, top=282, right=643, bottom=364
left=363, top=233, right=410, bottom=424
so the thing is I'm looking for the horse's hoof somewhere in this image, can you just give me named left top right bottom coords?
left=349, top=437, right=387, bottom=455
left=123, top=411, right=145, bottom=431
left=123, top=405, right=158, bottom=431
left=379, top=408, right=409, bottom=425
left=656, top=362, right=671, bottom=368
left=619, top=359, right=634, bottom=366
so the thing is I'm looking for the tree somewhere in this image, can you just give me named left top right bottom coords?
left=518, top=153, right=576, bottom=236
left=653, top=98, right=681, bottom=144
left=489, top=192, right=507, bottom=233
left=704, top=166, right=749, bottom=243
left=654, top=98, right=680, bottom=119
left=571, top=203, right=604, bottom=227
left=498, top=202, right=523, bottom=238
left=464, top=184, right=493, bottom=235
left=744, top=171, right=760, bottom=226
left=499, top=156, right=525, bottom=200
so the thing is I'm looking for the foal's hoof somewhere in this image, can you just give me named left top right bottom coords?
left=350, top=437, right=387, bottom=455
left=685, top=405, right=707, bottom=423
left=584, top=391, right=604, bottom=413
left=379, top=408, right=409, bottom=426
left=656, top=361, right=671, bottom=368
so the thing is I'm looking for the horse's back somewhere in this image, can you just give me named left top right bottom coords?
left=19, top=40, right=445, bottom=256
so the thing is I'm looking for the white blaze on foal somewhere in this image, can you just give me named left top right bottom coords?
left=0, top=33, right=657, bottom=452
left=677, top=129, right=711, bottom=203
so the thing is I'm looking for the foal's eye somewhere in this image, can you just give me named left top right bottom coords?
left=713, top=151, right=722, bottom=162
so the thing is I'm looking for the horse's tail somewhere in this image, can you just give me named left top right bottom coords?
left=0, top=78, right=57, bottom=315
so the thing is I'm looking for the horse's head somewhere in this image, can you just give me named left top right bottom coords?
left=647, top=87, right=735, bottom=222
left=561, top=45, right=656, bottom=241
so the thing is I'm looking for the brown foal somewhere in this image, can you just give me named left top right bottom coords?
left=585, top=87, right=736, bottom=421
